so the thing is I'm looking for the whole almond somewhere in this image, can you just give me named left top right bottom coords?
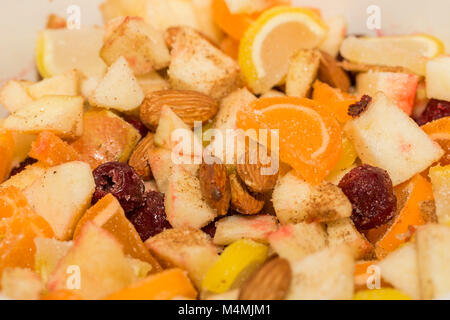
left=239, top=257, right=292, bottom=300
left=338, top=59, right=409, bottom=74
left=128, top=133, right=154, bottom=180
left=236, top=145, right=279, bottom=194
left=318, top=51, right=351, bottom=92
left=199, top=159, right=231, bottom=216
left=230, top=173, right=264, bottom=215
left=140, top=90, right=218, bottom=129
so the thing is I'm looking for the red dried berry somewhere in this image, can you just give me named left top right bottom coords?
left=92, top=162, right=145, bottom=213
left=338, top=164, right=397, bottom=230
left=416, top=99, right=450, bottom=126
left=9, top=157, right=37, bottom=177
left=127, top=191, right=171, bottom=241
left=124, top=115, right=149, bottom=138
left=348, top=95, right=372, bottom=117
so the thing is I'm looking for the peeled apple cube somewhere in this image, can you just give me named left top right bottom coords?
left=429, top=165, right=450, bottom=224
left=344, top=92, right=444, bottom=185
left=426, top=56, right=450, bottom=101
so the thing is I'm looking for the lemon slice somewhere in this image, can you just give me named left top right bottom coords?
left=340, top=35, right=445, bottom=76
left=239, top=6, right=327, bottom=94
left=353, top=288, right=412, bottom=300
left=202, top=239, right=268, bottom=293
left=36, top=27, right=107, bottom=78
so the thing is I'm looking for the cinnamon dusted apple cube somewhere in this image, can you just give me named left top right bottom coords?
left=268, top=222, right=327, bottom=262
left=426, top=56, right=450, bottom=102
left=428, top=165, right=450, bottom=225
left=344, top=92, right=444, bottom=185
left=1, top=268, right=43, bottom=300
left=0, top=80, right=33, bottom=113
left=213, top=215, right=278, bottom=246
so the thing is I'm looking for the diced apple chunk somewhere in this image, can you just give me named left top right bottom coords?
left=167, top=27, right=241, bottom=100
left=272, top=171, right=352, bottom=224
left=0, top=162, right=47, bottom=191
left=101, top=17, right=170, bottom=75
left=286, top=49, right=320, bottom=98
left=47, top=223, right=135, bottom=299
left=145, top=228, right=219, bottom=287
left=0, top=80, right=33, bottom=113
left=344, top=92, right=444, bottom=185
left=2, top=96, right=83, bottom=139
left=165, top=165, right=216, bottom=229
left=377, top=242, right=420, bottom=300
left=89, top=56, right=145, bottom=112
left=26, top=70, right=80, bottom=100
left=23, top=161, right=95, bottom=240
left=268, top=222, right=327, bottom=263
left=34, top=238, right=73, bottom=284
left=213, top=215, right=278, bottom=246
left=426, top=56, right=450, bottom=101
left=287, top=246, right=354, bottom=300
left=1, top=268, right=43, bottom=300
left=326, top=218, right=373, bottom=259
left=429, top=165, right=450, bottom=225
left=213, top=88, right=256, bottom=131
left=137, top=72, right=170, bottom=95
left=356, top=71, right=419, bottom=115
left=415, top=224, right=450, bottom=299
left=319, top=16, right=347, bottom=58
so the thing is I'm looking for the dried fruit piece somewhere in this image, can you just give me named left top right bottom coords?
left=202, top=239, right=268, bottom=293
left=0, top=130, right=15, bottom=183
left=128, top=133, right=154, bottom=181
left=421, top=117, right=450, bottom=167
left=229, top=173, right=264, bottom=215
left=236, top=144, right=278, bottom=193
left=29, top=131, right=80, bottom=166
left=128, top=191, right=171, bottom=241
left=339, top=165, right=397, bottom=230
left=348, top=95, right=372, bottom=117
left=199, top=160, right=231, bottom=216
left=140, top=90, right=219, bottom=129
left=92, top=162, right=145, bottom=214
left=239, top=257, right=291, bottom=300
left=416, top=99, right=450, bottom=126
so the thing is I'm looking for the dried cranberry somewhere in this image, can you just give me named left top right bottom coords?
left=348, top=95, right=372, bottom=117
left=123, top=115, right=149, bottom=138
left=338, top=165, right=397, bottom=230
left=202, top=220, right=217, bottom=238
left=416, top=99, right=450, bottom=126
left=9, top=158, right=37, bottom=177
left=127, top=191, right=171, bottom=241
left=92, top=162, right=145, bottom=213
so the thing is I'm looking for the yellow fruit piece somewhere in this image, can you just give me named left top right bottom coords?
left=202, top=239, right=268, bottom=293
left=353, top=288, right=412, bottom=300
left=36, top=28, right=107, bottom=78
left=239, top=6, right=327, bottom=94
left=340, top=34, right=445, bottom=76
left=328, top=136, right=357, bottom=176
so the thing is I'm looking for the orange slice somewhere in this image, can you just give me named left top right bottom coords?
left=237, top=96, right=342, bottom=184
left=239, top=6, right=327, bottom=94
left=421, top=117, right=450, bottom=166
left=312, top=80, right=358, bottom=124
left=73, top=194, right=161, bottom=272
left=41, top=289, right=83, bottom=300
left=220, top=36, right=240, bottom=60
left=29, top=131, right=80, bottom=167
left=106, top=269, right=197, bottom=300
left=0, top=130, right=15, bottom=183
left=0, top=187, right=54, bottom=274
left=366, top=174, right=433, bottom=259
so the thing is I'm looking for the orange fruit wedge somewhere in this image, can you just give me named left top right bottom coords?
left=220, top=36, right=240, bottom=60
left=29, top=131, right=80, bottom=167
left=106, top=269, right=197, bottom=300
left=41, top=289, right=83, bottom=300
left=366, top=174, right=433, bottom=259
left=0, top=130, right=15, bottom=183
left=239, top=6, right=327, bottom=94
left=237, top=97, right=342, bottom=184
left=0, top=187, right=54, bottom=274
left=73, top=194, right=161, bottom=272
left=312, top=80, right=358, bottom=124
left=421, top=117, right=450, bottom=166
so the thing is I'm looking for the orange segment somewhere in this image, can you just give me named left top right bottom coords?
left=354, top=260, right=378, bottom=289
left=0, top=187, right=54, bottom=275
left=74, top=194, right=161, bottom=272
left=237, top=97, right=342, bottom=184
left=421, top=117, right=450, bottom=166
left=367, top=175, right=433, bottom=259
left=29, top=131, right=80, bottom=166
left=220, top=36, right=240, bottom=60
left=312, top=80, right=358, bottom=124
left=0, top=130, right=15, bottom=183
left=106, top=269, right=197, bottom=300
left=41, top=289, right=83, bottom=300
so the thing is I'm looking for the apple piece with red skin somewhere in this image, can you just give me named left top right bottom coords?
left=356, top=71, right=419, bottom=115
left=71, top=109, right=141, bottom=169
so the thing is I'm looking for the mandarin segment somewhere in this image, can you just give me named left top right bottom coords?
left=29, top=131, right=80, bottom=166
left=237, top=97, right=342, bottom=184
left=421, top=117, right=450, bottom=166
left=0, top=130, right=15, bottom=183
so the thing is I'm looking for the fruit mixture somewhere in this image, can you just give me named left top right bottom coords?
left=0, top=0, right=449, bottom=300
